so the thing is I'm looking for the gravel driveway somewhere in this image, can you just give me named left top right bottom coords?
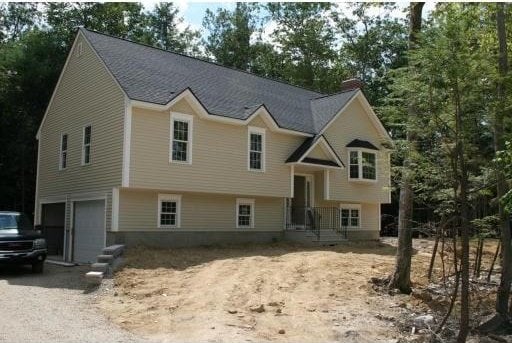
left=0, top=263, right=157, bottom=343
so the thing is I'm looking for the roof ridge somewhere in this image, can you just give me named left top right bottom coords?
left=311, top=88, right=359, bottom=101
left=80, top=27, right=323, bottom=96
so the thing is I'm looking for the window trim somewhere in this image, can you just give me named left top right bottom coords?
left=236, top=198, right=255, bottom=229
left=170, top=112, right=193, bottom=165
left=247, top=126, right=266, bottom=172
left=157, top=194, right=182, bottom=229
left=339, top=203, right=361, bottom=228
left=81, top=124, right=92, bottom=166
left=347, top=148, right=377, bottom=182
left=59, top=133, right=68, bottom=171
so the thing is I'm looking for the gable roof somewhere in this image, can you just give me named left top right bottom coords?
left=79, top=28, right=362, bottom=135
left=346, top=139, right=379, bottom=150
left=286, top=135, right=344, bottom=168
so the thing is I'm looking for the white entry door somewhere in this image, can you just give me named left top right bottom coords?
left=73, top=200, right=105, bottom=263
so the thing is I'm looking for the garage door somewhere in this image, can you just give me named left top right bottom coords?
left=73, top=200, right=105, bottom=263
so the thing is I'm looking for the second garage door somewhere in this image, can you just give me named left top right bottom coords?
left=73, top=200, right=105, bottom=263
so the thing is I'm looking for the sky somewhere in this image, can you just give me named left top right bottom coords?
left=139, top=1, right=438, bottom=40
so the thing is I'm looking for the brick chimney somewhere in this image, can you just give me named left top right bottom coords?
left=341, top=78, right=363, bottom=92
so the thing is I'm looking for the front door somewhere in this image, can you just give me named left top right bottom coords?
left=291, top=175, right=314, bottom=227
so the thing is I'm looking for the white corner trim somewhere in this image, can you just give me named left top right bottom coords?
left=290, top=165, right=295, bottom=198
left=157, top=194, right=182, bottom=229
left=236, top=198, right=255, bottom=229
left=169, top=112, right=194, bottom=165
left=324, top=169, right=330, bottom=200
left=111, top=187, right=120, bottom=231
left=247, top=126, right=266, bottom=172
left=122, top=97, right=132, bottom=187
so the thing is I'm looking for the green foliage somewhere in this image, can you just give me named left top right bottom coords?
left=203, top=3, right=260, bottom=70
left=267, top=2, right=341, bottom=92
left=333, top=3, right=408, bottom=105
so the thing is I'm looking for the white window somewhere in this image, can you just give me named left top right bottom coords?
left=158, top=194, right=182, bottom=228
left=340, top=204, right=361, bottom=228
left=59, top=133, right=68, bottom=170
left=348, top=149, right=376, bottom=181
left=236, top=198, right=255, bottom=228
left=170, top=112, right=193, bottom=164
left=248, top=127, right=265, bottom=171
left=82, top=125, right=91, bottom=165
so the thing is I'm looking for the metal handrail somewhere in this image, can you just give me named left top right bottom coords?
left=285, top=206, right=347, bottom=239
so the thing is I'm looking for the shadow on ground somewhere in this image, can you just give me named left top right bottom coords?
left=122, top=241, right=399, bottom=271
left=0, top=263, right=92, bottom=291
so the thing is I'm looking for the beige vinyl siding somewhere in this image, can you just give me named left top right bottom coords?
left=323, top=97, right=391, bottom=204
left=37, top=33, right=125, bottom=202
left=305, top=145, right=331, bottom=160
left=118, top=189, right=284, bottom=231
left=129, top=99, right=303, bottom=197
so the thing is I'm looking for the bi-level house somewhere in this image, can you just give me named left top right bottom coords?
left=35, top=28, right=392, bottom=263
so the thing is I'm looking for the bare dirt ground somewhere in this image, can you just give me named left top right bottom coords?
left=98, top=238, right=508, bottom=343
left=99, top=241, right=419, bottom=343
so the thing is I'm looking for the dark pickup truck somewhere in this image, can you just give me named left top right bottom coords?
left=0, top=211, right=47, bottom=273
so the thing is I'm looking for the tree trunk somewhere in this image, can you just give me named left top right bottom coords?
left=388, top=2, right=424, bottom=294
left=454, top=77, right=470, bottom=343
left=494, top=1, right=512, bottom=319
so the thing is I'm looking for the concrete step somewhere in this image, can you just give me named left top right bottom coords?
left=91, top=262, right=110, bottom=273
left=85, top=271, right=104, bottom=285
left=97, top=254, right=114, bottom=264
left=102, top=244, right=125, bottom=258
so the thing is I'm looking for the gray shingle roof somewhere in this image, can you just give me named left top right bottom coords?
left=81, top=28, right=358, bottom=134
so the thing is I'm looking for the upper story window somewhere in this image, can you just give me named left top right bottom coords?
left=248, top=127, right=265, bottom=172
left=82, top=125, right=91, bottom=165
left=348, top=149, right=376, bottom=181
left=236, top=198, right=254, bottom=228
left=59, top=133, right=68, bottom=170
left=170, top=112, right=193, bottom=164
left=158, top=194, right=182, bottom=228
left=340, top=204, right=361, bottom=228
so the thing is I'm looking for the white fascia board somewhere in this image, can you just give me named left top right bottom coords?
left=298, top=136, right=344, bottom=168
left=130, top=91, right=313, bottom=137
left=285, top=161, right=342, bottom=170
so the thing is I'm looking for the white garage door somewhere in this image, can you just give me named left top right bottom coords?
left=73, top=200, right=105, bottom=263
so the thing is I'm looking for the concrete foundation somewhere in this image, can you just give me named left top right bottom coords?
left=107, top=231, right=284, bottom=248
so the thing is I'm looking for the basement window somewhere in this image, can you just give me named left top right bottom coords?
left=158, top=194, right=182, bottom=228
left=340, top=204, right=361, bottom=228
left=236, top=198, right=254, bottom=229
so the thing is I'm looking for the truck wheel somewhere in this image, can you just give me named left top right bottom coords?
left=32, top=261, right=44, bottom=273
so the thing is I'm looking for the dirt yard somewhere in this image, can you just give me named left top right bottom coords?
left=97, top=239, right=503, bottom=343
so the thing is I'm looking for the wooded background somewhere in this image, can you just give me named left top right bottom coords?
left=0, top=2, right=511, bottom=226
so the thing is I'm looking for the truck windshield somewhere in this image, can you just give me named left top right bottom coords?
left=0, top=213, right=32, bottom=230
left=0, top=214, right=18, bottom=230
